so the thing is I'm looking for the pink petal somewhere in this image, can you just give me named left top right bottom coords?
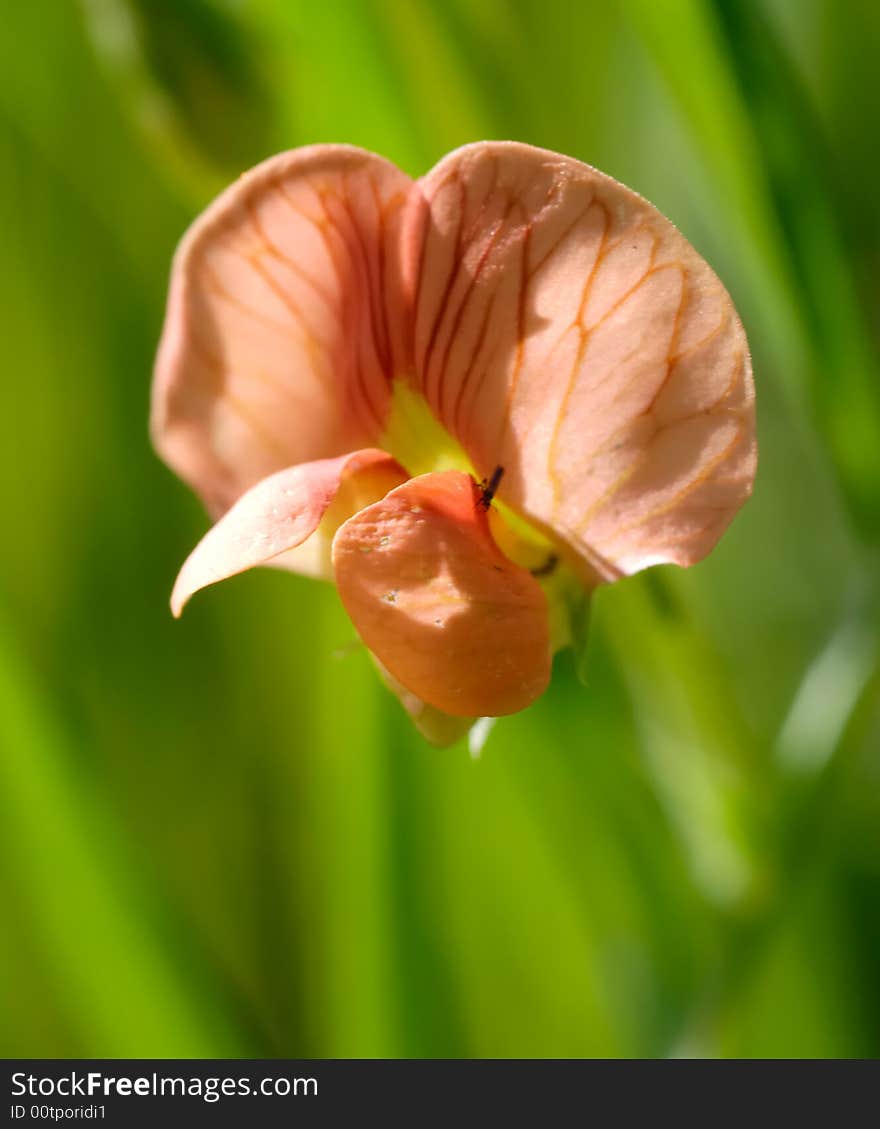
left=171, top=449, right=407, bottom=616
left=332, top=470, right=551, bottom=717
left=407, top=141, right=756, bottom=579
left=153, top=145, right=413, bottom=517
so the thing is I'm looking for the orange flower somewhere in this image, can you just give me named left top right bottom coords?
left=153, top=143, right=756, bottom=744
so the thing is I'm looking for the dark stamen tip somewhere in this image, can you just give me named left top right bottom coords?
left=478, top=465, right=505, bottom=509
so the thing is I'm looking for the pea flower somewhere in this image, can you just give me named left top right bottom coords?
left=153, top=142, right=756, bottom=744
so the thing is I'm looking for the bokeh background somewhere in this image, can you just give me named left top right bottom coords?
left=2, top=0, right=879, bottom=1058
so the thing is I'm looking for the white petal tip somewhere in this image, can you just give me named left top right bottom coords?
left=468, top=716, right=497, bottom=759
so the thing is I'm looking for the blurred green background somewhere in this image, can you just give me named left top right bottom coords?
left=2, top=0, right=879, bottom=1058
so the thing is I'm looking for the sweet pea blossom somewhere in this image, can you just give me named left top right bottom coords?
left=152, top=142, right=756, bottom=744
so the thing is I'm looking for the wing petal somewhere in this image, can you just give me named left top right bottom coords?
left=171, top=449, right=407, bottom=615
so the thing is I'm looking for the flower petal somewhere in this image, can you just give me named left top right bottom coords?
left=332, top=470, right=551, bottom=717
left=171, top=449, right=407, bottom=616
left=153, top=144, right=413, bottom=516
left=407, top=141, right=756, bottom=579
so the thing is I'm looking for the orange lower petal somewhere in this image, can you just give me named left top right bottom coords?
left=332, top=470, right=551, bottom=718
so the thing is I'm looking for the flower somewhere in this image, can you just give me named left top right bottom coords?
left=153, top=142, right=756, bottom=744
